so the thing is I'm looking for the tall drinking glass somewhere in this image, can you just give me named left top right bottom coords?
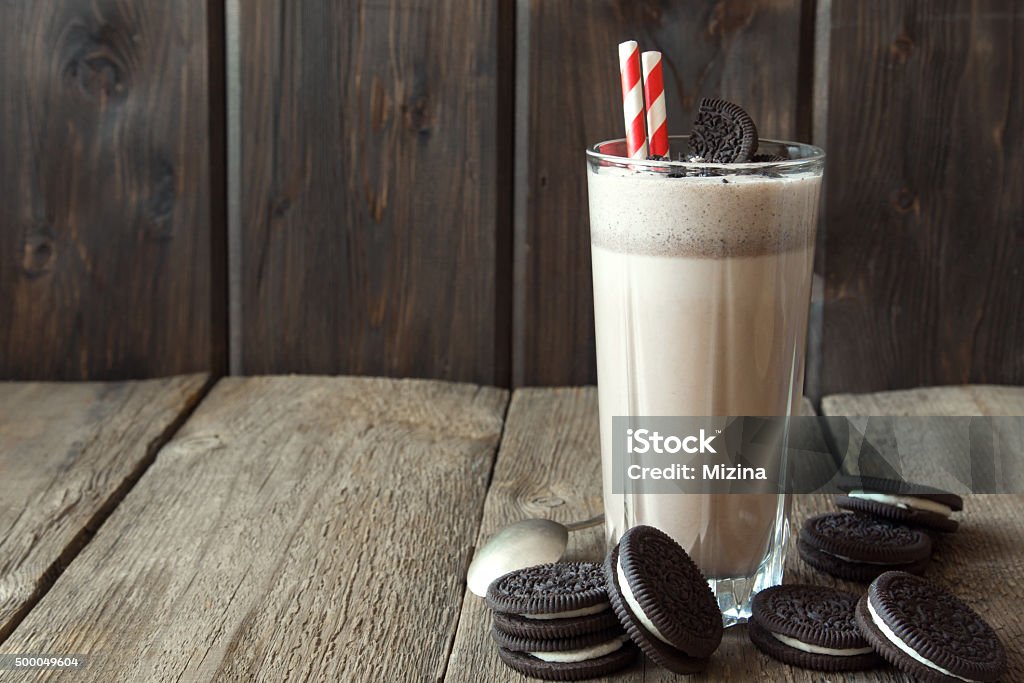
left=586, top=136, right=824, bottom=624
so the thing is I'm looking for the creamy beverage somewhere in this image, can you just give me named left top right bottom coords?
left=586, top=138, right=823, bottom=621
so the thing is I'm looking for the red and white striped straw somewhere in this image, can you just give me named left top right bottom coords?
left=618, top=41, right=648, bottom=159
left=641, top=51, right=668, bottom=158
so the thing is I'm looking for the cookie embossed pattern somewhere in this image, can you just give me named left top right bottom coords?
left=798, top=512, right=933, bottom=581
left=748, top=585, right=883, bottom=672
left=604, top=525, right=723, bottom=674
left=856, top=571, right=1007, bottom=682
left=485, top=562, right=637, bottom=679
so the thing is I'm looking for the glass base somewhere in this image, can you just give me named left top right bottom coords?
left=709, top=518, right=790, bottom=627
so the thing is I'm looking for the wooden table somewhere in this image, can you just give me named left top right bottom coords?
left=1, top=377, right=1021, bottom=681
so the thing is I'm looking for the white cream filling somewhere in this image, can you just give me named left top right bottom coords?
left=868, top=595, right=974, bottom=682
left=849, top=491, right=953, bottom=518
left=529, top=636, right=628, bottom=663
left=820, top=549, right=901, bottom=566
left=769, top=631, right=873, bottom=656
left=616, top=558, right=673, bottom=646
left=523, top=603, right=609, bottom=620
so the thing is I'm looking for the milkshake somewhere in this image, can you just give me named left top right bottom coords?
left=586, top=136, right=824, bottom=622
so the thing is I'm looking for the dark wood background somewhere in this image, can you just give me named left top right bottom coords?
left=1, top=0, right=1021, bottom=399
left=0, top=0, right=225, bottom=380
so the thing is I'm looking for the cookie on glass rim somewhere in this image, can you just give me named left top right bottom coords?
left=688, top=97, right=759, bottom=163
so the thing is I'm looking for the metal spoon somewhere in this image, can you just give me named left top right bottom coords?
left=466, top=513, right=605, bottom=597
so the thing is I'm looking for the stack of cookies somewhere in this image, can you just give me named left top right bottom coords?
left=797, top=476, right=964, bottom=581
left=747, top=584, right=883, bottom=672
left=750, top=477, right=1007, bottom=680
left=482, top=526, right=725, bottom=680
left=747, top=573, right=1007, bottom=680
left=484, top=562, right=637, bottom=680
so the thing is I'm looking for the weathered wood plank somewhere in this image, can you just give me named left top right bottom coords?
left=445, top=387, right=610, bottom=681
left=823, top=384, right=1024, bottom=416
left=0, top=377, right=507, bottom=681
left=237, top=1, right=510, bottom=385
left=771, top=494, right=1024, bottom=683
left=515, top=0, right=808, bottom=386
left=447, top=388, right=1023, bottom=681
left=0, top=1, right=224, bottom=380
left=822, top=385, right=1024, bottom=496
left=821, top=1, right=1024, bottom=395
left=0, top=375, right=209, bottom=643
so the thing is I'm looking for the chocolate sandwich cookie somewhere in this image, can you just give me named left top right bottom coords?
left=748, top=584, right=883, bottom=672
left=486, top=562, right=611, bottom=620
left=492, top=624, right=628, bottom=654
left=492, top=608, right=621, bottom=640
left=798, top=512, right=932, bottom=582
left=836, top=475, right=963, bottom=533
left=688, top=97, right=758, bottom=163
left=856, top=571, right=1007, bottom=682
left=604, top=525, right=723, bottom=674
left=495, top=640, right=637, bottom=681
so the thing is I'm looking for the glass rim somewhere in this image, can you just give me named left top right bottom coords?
left=586, top=134, right=825, bottom=171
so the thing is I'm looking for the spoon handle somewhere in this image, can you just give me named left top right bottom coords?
left=564, top=513, right=605, bottom=532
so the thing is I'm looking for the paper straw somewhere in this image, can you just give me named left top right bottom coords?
left=641, top=51, right=668, bottom=158
left=618, top=41, right=648, bottom=159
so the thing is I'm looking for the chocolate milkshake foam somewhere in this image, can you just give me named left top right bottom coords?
left=588, top=158, right=822, bottom=586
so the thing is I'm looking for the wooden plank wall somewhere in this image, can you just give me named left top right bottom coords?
left=0, top=0, right=224, bottom=380
left=235, top=0, right=512, bottom=385
left=820, top=0, right=1024, bottom=395
left=1, top=0, right=1021, bottom=396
